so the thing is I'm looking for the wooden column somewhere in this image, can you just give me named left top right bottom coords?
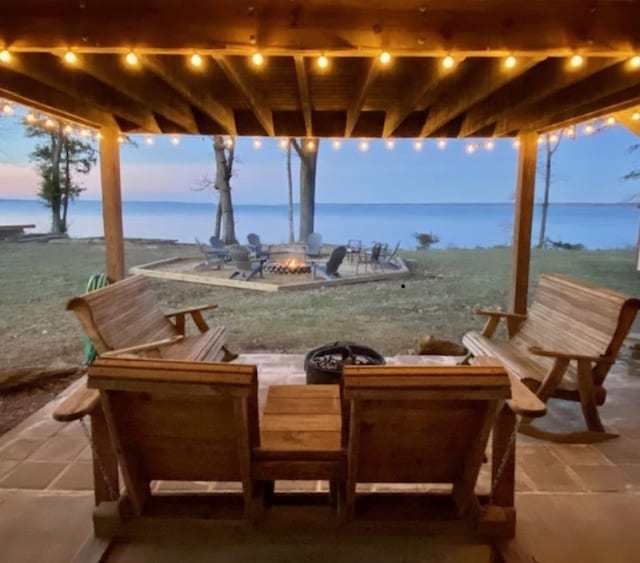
left=99, top=127, right=125, bottom=281
left=510, top=131, right=537, bottom=320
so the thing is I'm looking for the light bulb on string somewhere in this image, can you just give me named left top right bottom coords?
left=332, top=139, right=341, bottom=150
left=63, top=124, right=73, bottom=134
left=125, top=51, right=139, bottom=66
left=537, top=136, right=544, bottom=145
left=442, top=55, right=455, bottom=69
left=171, top=135, right=180, bottom=146
left=2, top=103, right=14, bottom=115
left=225, top=137, right=234, bottom=148
left=253, top=138, right=262, bottom=149
left=306, top=139, right=316, bottom=151
left=0, top=49, right=11, bottom=63
left=632, top=111, right=640, bottom=121
left=566, top=126, right=576, bottom=139
left=485, top=140, right=495, bottom=151
left=359, top=140, right=369, bottom=152
left=118, top=135, right=126, bottom=144
left=569, top=54, right=584, bottom=68
left=25, top=112, right=36, bottom=123
left=584, top=124, right=595, bottom=135
left=512, top=139, right=521, bottom=149
left=251, top=52, right=264, bottom=67
left=385, top=139, right=395, bottom=150
left=629, top=56, right=640, bottom=69
left=81, top=128, right=91, bottom=137
left=550, top=134, right=559, bottom=143
left=317, top=55, right=329, bottom=69
left=504, top=56, right=517, bottom=69
left=413, top=140, right=423, bottom=151
left=606, top=116, right=616, bottom=126
left=278, top=138, right=289, bottom=149
left=379, top=51, right=391, bottom=65
left=144, top=135, right=154, bottom=145
left=95, top=132, right=103, bottom=140
left=437, top=139, right=447, bottom=149
left=64, top=50, right=77, bottom=64
left=190, top=53, right=203, bottom=68
left=465, top=144, right=476, bottom=154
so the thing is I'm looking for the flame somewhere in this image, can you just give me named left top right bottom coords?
left=286, top=258, right=301, bottom=270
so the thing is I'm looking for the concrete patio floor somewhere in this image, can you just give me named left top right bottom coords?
left=1, top=354, right=639, bottom=562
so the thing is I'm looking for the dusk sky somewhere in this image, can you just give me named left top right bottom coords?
left=1, top=106, right=638, bottom=205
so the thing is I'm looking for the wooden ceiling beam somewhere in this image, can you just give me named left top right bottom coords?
left=459, top=58, right=624, bottom=137
left=73, top=54, right=198, bottom=133
left=420, top=57, right=543, bottom=137
left=495, top=61, right=640, bottom=135
left=0, top=67, right=115, bottom=128
left=382, top=59, right=440, bottom=138
left=143, top=56, right=236, bottom=135
left=6, top=54, right=158, bottom=132
left=1, top=1, right=639, bottom=55
left=212, top=55, right=274, bottom=136
left=293, top=56, right=312, bottom=137
left=345, top=59, right=379, bottom=138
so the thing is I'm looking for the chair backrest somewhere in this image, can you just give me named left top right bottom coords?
left=88, top=357, right=259, bottom=515
left=369, top=243, right=382, bottom=263
left=209, top=236, right=226, bottom=250
left=386, top=241, right=400, bottom=261
left=512, top=273, right=640, bottom=385
left=306, top=232, right=323, bottom=254
left=347, top=239, right=362, bottom=251
left=325, top=245, right=347, bottom=276
left=342, top=364, right=510, bottom=485
left=67, top=275, right=176, bottom=354
left=229, top=246, right=252, bottom=271
left=247, top=233, right=261, bottom=251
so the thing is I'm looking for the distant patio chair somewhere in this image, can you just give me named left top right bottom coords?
left=195, top=238, right=229, bottom=270
left=311, top=246, right=347, bottom=280
left=304, top=232, right=323, bottom=258
left=371, top=241, right=389, bottom=259
left=228, top=246, right=267, bottom=281
left=345, top=239, right=362, bottom=263
left=356, top=243, right=382, bottom=274
left=246, top=233, right=270, bottom=259
left=376, top=241, right=402, bottom=270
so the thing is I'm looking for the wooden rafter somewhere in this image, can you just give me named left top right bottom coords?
left=459, top=58, right=624, bottom=137
left=6, top=54, right=159, bottom=132
left=293, top=56, right=313, bottom=137
left=0, top=67, right=115, bottom=128
left=212, top=55, right=274, bottom=136
left=495, top=62, right=640, bottom=135
left=143, top=56, right=236, bottom=135
left=419, top=58, right=543, bottom=137
left=1, top=1, right=639, bottom=55
left=73, top=55, right=197, bottom=133
left=345, top=59, right=379, bottom=138
left=382, top=59, right=439, bottom=138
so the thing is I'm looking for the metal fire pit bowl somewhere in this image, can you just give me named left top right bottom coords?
left=305, top=341, right=386, bottom=385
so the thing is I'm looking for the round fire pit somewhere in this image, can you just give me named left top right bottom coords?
left=264, top=258, right=311, bottom=274
left=305, top=341, right=386, bottom=385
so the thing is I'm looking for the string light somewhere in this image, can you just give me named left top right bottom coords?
left=569, top=54, right=584, bottom=68
left=190, top=53, right=203, bottom=68
left=95, top=132, right=103, bottom=140
left=317, top=55, right=329, bottom=69
left=63, top=124, right=73, bottom=134
left=278, top=138, right=289, bottom=149
left=512, top=139, right=521, bottom=149
left=413, top=140, right=423, bottom=151
left=0, top=49, right=11, bottom=63
left=25, top=112, right=36, bottom=123
left=437, top=139, right=447, bottom=149
left=465, top=144, right=476, bottom=154
left=251, top=52, right=264, bottom=66
left=118, top=135, right=126, bottom=144
left=125, top=51, right=139, bottom=66
left=171, top=135, right=180, bottom=146
left=359, top=140, right=369, bottom=152
left=485, top=140, right=495, bottom=150
left=2, top=103, right=14, bottom=115
left=332, top=139, right=341, bottom=150
left=442, top=55, right=455, bottom=69
left=144, top=135, right=154, bottom=145
left=550, top=134, right=559, bottom=143
left=504, top=56, right=517, bottom=69
left=565, top=126, right=576, bottom=139
left=225, top=137, right=234, bottom=148
left=606, top=116, right=616, bottom=126
left=537, top=136, right=544, bottom=144
left=379, top=51, right=391, bottom=65
left=583, top=123, right=595, bottom=135
left=632, top=111, right=640, bottom=121
left=385, top=139, right=395, bottom=150
left=45, top=118, right=56, bottom=128
left=64, top=50, right=77, bottom=64
left=306, top=139, right=316, bottom=151
left=80, top=128, right=91, bottom=137
left=253, top=138, right=262, bottom=149
left=630, top=56, right=640, bottom=69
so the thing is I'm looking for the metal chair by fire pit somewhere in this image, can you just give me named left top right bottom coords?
left=305, top=342, right=386, bottom=385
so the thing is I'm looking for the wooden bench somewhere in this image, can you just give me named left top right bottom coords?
left=66, top=274, right=237, bottom=363
left=0, top=223, right=35, bottom=239
left=463, top=273, right=640, bottom=443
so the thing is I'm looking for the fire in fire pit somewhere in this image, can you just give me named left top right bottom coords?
left=265, top=258, right=311, bottom=274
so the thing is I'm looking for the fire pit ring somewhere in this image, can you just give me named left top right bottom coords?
left=305, top=341, right=386, bottom=385
left=264, top=258, right=311, bottom=275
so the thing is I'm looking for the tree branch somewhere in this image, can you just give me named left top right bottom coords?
left=290, top=137, right=303, bottom=159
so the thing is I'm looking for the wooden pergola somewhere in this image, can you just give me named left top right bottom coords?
left=1, top=0, right=639, bottom=313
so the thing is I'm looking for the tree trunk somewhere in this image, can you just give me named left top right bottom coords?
left=293, top=139, right=319, bottom=242
left=214, top=204, right=222, bottom=239
left=286, top=142, right=295, bottom=243
left=49, top=128, right=64, bottom=234
left=536, top=132, right=562, bottom=249
left=213, top=136, right=237, bottom=245
left=61, top=141, right=71, bottom=233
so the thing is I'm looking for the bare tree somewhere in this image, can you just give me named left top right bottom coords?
left=290, top=138, right=319, bottom=241
left=212, top=136, right=238, bottom=244
left=286, top=140, right=295, bottom=243
left=536, top=132, right=563, bottom=248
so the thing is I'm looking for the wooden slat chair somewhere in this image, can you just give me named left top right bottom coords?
left=341, top=363, right=542, bottom=537
left=84, top=357, right=262, bottom=534
left=463, top=273, right=640, bottom=443
left=66, top=274, right=237, bottom=362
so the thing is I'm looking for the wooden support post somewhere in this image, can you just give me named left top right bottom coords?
left=90, top=405, right=119, bottom=505
left=99, top=127, right=125, bottom=282
left=510, top=131, right=537, bottom=324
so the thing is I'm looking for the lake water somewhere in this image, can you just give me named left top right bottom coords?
left=1, top=199, right=638, bottom=250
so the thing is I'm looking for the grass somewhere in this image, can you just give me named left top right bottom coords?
left=1, top=240, right=638, bottom=371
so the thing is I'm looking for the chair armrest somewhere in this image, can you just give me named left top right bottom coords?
left=474, top=308, right=527, bottom=320
left=53, top=383, right=100, bottom=422
left=165, top=304, right=218, bottom=318
left=528, top=346, right=615, bottom=364
left=100, top=335, right=184, bottom=357
left=505, top=372, right=546, bottom=418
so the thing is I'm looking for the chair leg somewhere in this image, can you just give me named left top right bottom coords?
left=576, top=359, right=605, bottom=433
